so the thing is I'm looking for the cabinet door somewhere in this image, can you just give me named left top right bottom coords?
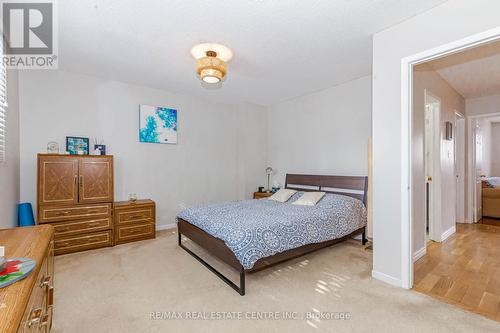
left=78, top=157, right=113, bottom=203
left=38, top=156, right=78, bottom=206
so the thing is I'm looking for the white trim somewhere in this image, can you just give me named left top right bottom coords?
left=440, top=226, right=456, bottom=242
left=413, top=247, right=427, bottom=262
left=401, top=27, right=500, bottom=290
left=372, top=270, right=402, bottom=287
left=400, top=58, right=413, bottom=290
left=156, top=223, right=176, bottom=231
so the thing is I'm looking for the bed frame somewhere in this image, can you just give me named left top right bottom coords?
left=178, top=174, right=368, bottom=296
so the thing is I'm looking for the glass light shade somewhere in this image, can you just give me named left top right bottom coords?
left=191, top=43, right=233, bottom=62
left=196, top=57, right=226, bottom=83
left=202, top=74, right=221, bottom=84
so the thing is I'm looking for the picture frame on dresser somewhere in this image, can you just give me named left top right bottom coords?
left=66, top=136, right=90, bottom=155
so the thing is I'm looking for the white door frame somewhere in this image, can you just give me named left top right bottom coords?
left=400, top=27, right=500, bottom=290
left=467, top=112, right=500, bottom=223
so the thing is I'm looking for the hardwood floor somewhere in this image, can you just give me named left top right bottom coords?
left=413, top=223, right=500, bottom=322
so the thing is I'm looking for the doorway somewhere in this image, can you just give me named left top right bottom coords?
left=467, top=112, right=500, bottom=224
left=401, top=27, right=500, bottom=290
left=405, top=30, right=500, bottom=323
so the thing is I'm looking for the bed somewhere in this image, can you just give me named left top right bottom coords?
left=177, top=174, right=368, bottom=295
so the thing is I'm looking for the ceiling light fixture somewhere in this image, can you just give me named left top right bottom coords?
left=191, top=43, right=233, bottom=84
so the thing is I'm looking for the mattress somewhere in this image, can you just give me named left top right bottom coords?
left=177, top=192, right=367, bottom=269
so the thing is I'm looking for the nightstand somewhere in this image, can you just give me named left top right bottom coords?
left=253, top=192, right=273, bottom=199
left=114, top=199, right=156, bottom=245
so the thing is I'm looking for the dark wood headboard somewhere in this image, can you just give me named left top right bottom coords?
left=285, top=174, right=368, bottom=205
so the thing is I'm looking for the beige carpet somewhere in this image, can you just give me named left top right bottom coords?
left=51, top=230, right=499, bottom=333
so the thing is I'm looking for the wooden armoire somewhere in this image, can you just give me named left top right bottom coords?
left=37, top=154, right=114, bottom=255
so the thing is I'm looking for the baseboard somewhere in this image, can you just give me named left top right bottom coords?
left=413, top=246, right=426, bottom=262
left=440, top=225, right=456, bottom=242
left=371, top=270, right=402, bottom=287
left=156, top=223, right=176, bottom=231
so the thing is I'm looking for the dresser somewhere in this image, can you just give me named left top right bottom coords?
left=0, top=225, right=54, bottom=333
left=37, top=154, right=114, bottom=255
left=114, top=199, right=156, bottom=245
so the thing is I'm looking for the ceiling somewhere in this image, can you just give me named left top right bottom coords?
left=427, top=41, right=500, bottom=99
left=58, top=0, right=447, bottom=106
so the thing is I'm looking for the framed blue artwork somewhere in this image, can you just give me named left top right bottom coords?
left=66, top=136, right=89, bottom=155
left=139, top=105, right=178, bottom=144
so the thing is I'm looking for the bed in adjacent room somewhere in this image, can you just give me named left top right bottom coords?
left=177, top=174, right=368, bottom=295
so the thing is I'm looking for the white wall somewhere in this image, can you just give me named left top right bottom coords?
left=0, top=70, right=20, bottom=229
left=18, top=70, right=267, bottom=229
left=466, top=93, right=500, bottom=117
left=412, top=66, right=465, bottom=257
left=491, top=122, right=500, bottom=176
left=372, top=0, right=500, bottom=287
left=267, top=75, right=372, bottom=232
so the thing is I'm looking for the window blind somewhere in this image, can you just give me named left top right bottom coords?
left=0, top=37, right=6, bottom=163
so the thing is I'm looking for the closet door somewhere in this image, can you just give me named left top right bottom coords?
left=78, top=157, right=113, bottom=203
left=38, top=156, right=79, bottom=206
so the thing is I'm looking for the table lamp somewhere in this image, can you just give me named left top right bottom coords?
left=266, top=167, right=273, bottom=192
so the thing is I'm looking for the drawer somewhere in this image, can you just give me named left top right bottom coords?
left=19, top=259, right=50, bottom=333
left=39, top=204, right=112, bottom=223
left=116, top=207, right=154, bottom=224
left=116, top=222, right=155, bottom=244
left=54, top=230, right=113, bottom=255
left=53, top=217, right=112, bottom=238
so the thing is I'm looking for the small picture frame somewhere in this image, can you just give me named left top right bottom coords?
left=445, top=121, right=453, bottom=141
left=66, top=136, right=89, bottom=155
left=94, top=144, right=106, bottom=155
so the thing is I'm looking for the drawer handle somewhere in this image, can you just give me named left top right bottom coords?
left=129, top=214, right=146, bottom=219
left=57, top=227, right=70, bottom=232
left=40, top=275, right=51, bottom=288
left=88, top=222, right=102, bottom=227
left=54, top=211, right=71, bottom=216
left=28, top=307, right=43, bottom=327
left=39, top=314, right=50, bottom=327
left=48, top=286, right=54, bottom=307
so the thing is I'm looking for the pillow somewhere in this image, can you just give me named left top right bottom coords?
left=267, top=189, right=297, bottom=202
left=292, top=191, right=326, bottom=206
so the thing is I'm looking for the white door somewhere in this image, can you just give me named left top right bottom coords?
left=473, top=120, right=483, bottom=222
left=455, top=115, right=465, bottom=223
left=424, top=92, right=441, bottom=242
